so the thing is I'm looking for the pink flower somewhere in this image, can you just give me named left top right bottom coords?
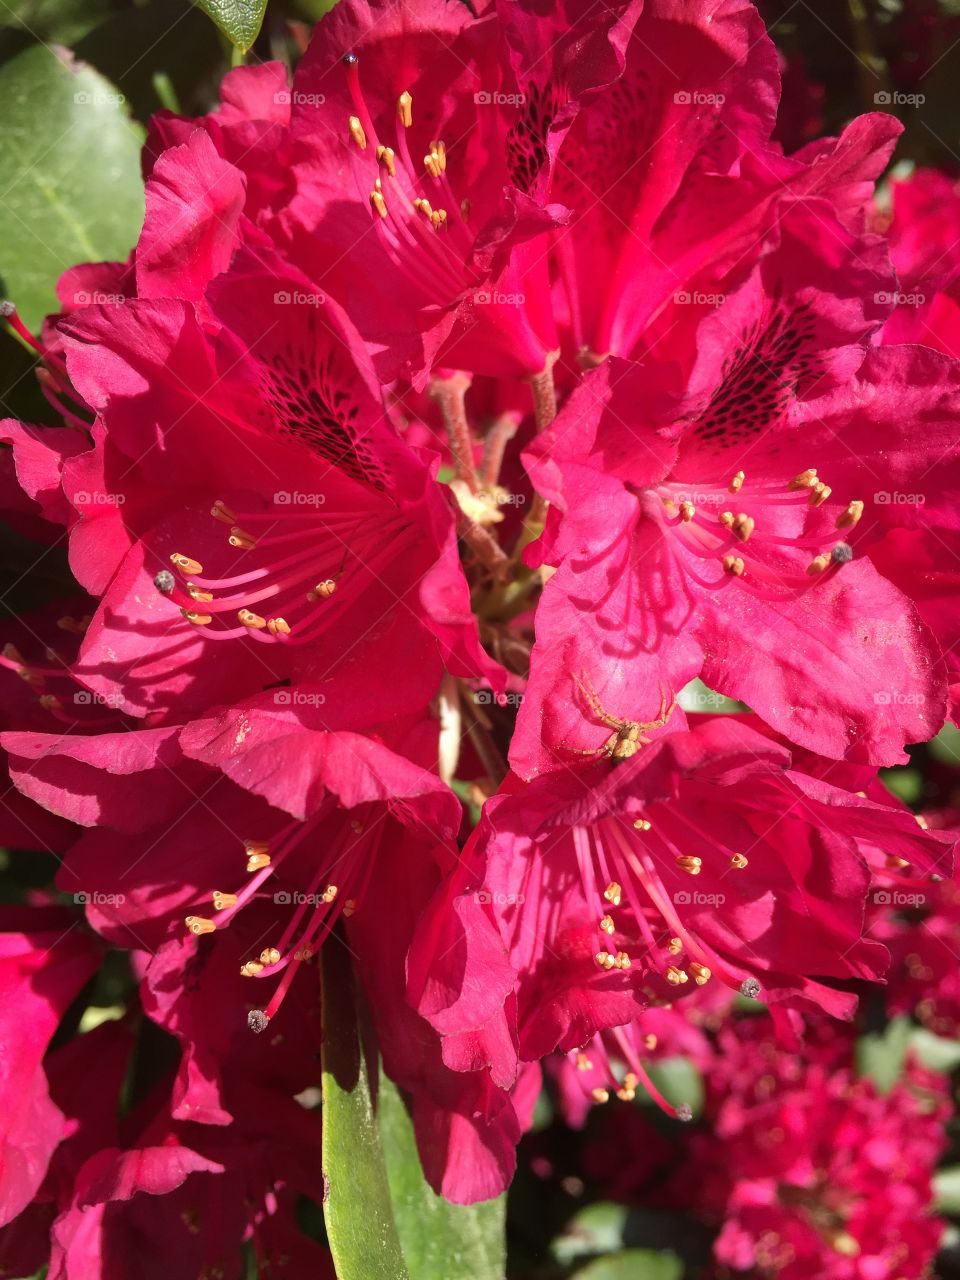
left=689, top=1016, right=949, bottom=1279
left=512, top=202, right=955, bottom=776
left=412, top=717, right=954, bottom=1094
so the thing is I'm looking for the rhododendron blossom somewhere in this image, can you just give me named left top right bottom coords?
left=2, top=0, right=960, bottom=1270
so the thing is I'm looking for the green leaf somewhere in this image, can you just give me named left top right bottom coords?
left=570, top=1250, right=683, bottom=1280
left=0, top=45, right=143, bottom=331
left=935, top=1166, right=960, bottom=1215
left=855, top=1015, right=912, bottom=1093
left=321, top=943, right=410, bottom=1280
left=909, top=1026, right=960, bottom=1074
left=643, top=1057, right=705, bottom=1119
left=195, top=0, right=267, bottom=51
left=380, top=1073, right=506, bottom=1280
left=552, top=1202, right=630, bottom=1264
left=321, top=943, right=507, bottom=1280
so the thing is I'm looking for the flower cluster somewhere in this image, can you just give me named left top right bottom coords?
left=2, top=0, right=960, bottom=1270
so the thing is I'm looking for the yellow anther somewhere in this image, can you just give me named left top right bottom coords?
left=722, top=554, right=745, bottom=577
left=307, top=579, right=337, bottom=601
left=576, top=1051, right=593, bottom=1071
left=260, top=947, right=281, bottom=966
left=430, top=208, right=448, bottom=230
left=212, top=891, right=238, bottom=910
left=616, top=1084, right=637, bottom=1101
left=732, top=513, right=755, bottom=542
left=376, top=145, right=396, bottom=176
left=240, top=961, right=264, bottom=977
left=886, top=854, right=910, bottom=870
left=424, top=152, right=442, bottom=179
left=679, top=500, right=695, bottom=522
left=642, top=1033, right=658, bottom=1051
left=614, top=950, right=631, bottom=970
left=238, top=609, right=266, bottom=629
left=294, top=946, right=314, bottom=961
left=809, top=481, right=832, bottom=507
left=599, top=914, right=615, bottom=935
left=729, top=470, right=745, bottom=493
left=729, top=852, right=749, bottom=869
left=266, top=617, right=291, bottom=637
left=595, top=951, right=617, bottom=970
left=676, top=855, right=702, bottom=876
left=830, top=1233, right=860, bottom=1259
left=807, top=553, right=831, bottom=576
left=413, top=197, right=433, bottom=218
left=348, top=115, right=367, bottom=149
left=186, top=584, right=214, bottom=603
left=186, top=915, right=216, bottom=936
left=229, top=527, right=258, bottom=550
left=719, top=510, right=735, bottom=529
left=667, top=936, right=683, bottom=955
left=633, top=818, right=651, bottom=831
left=603, top=881, right=622, bottom=907
left=342, top=898, right=357, bottom=917
left=397, top=90, right=413, bottom=127
left=370, top=188, right=388, bottom=219
left=666, top=964, right=689, bottom=985
left=181, top=609, right=213, bottom=626
left=244, top=841, right=271, bottom=872
left=322, top=884, right=339, bottom=903
left=591, top=1087, right=610, bottom=1104
left=789, top=468, right=818, bottom=491
left=39, top=694, right=62, bottom=710
left=171, top=553, right=203, bottom=576
left=690, top=961, right=712, bottom=986
left=430, top=139, right=446, bottom=171
left=916, top=813, right=929, bottom=830
left=211, top=500, right=237, bottom=524
left=837, top=500, right=864, bottom=529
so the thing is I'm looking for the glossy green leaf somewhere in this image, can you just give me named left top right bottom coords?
left=570, top=1249, right=683, bottom=1280
left=0, top=45, right=143, bottom=331
left=320, top=943, right=409, bottom=1280
left=320, top=943, right=507, bottom=1280
left=195, top=0, right=267, bottom=51
left=380, top=1073, right=506, bottom=1280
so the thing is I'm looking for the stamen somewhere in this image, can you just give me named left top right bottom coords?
left=266, top=617, right=291, bottom=637
left=837, top=500, right=864, bottom=529
left=248, top=1009, right=270, bottom=1033
left=171, top=553, right=203, bottom=576
left=376, top=145, right=396, bottom=176
left=240, top=961, right=264, bottom=977
left=306, top=579, right=337, bottom=601
left=729, top=470, right=745, bottom=493
left=809, top=481, right=832, bottom=507
left=211, top=500, right=237, bottom=525
left=238, top=609, right=267, bottom=629
left=185, top=915, right=216, bottom=936
left=788, top=468, right=818, bottom=491
left=667, top=936, right=683, bottom=955
left=666, top=964, right=689, bottom=985
left=397, top=90, right=413, bottom=127
left=370, top=188, right=388, bottom=219
left=591, top=1087, right=610, bottom=1104
left=228, top=527, right=258, bottom=550
left=729, top=853, right=748, bottom=869
left=348, top=115, right=367, bottom=149
left=603, top=881, right=622, bottom=906
left=675, top=855, right=702, bottom=875
left=690, top=961, right=711, bottom=985
left=731, top=513, right=755, bottom=542
left=722, top=554, right=744, bottom=577
left=679, top=501, right=695, bottom=522
left=182, top=609, right=213, bottom=626
left=260, top=947, right=281, bottom=966
left=212, top=891, right=238, bottom=909
left=633, top=818, right=651, bottom=831
left=599, top=914, right=615, bottom=934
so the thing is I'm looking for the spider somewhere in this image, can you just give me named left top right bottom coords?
left=567, top=675, right=677, bottom=762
